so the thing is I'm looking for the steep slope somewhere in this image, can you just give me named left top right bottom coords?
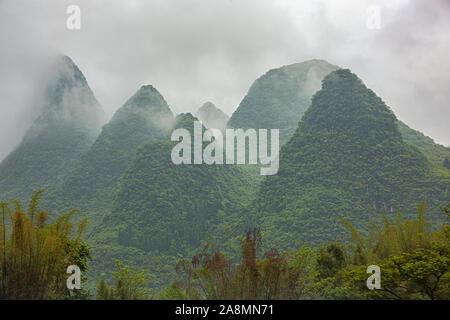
left=227, top=59, right=339, bottom=144
left=93, top=112, right=253, bottom=251
left=47, top=85, right=174, bottom=225
left=397, top=121, right=450, bottom=168
left=227, top=59, right=446, bottom=168
left=255, top=69, right=449, bottom=250
left=195, top=101, right=229, bottom=130
left=88, top=113, right=255, bottom=288
left=0, top=56, right=105, bottom=202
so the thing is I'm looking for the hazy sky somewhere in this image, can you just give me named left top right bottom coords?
left=0, top=0, right=449, bottom=160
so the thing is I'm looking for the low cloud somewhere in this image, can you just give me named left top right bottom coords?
left=0, top=0, right=449, bottom=160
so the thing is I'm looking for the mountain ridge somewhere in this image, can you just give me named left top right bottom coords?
left=0, top=55, right=105, bottom=201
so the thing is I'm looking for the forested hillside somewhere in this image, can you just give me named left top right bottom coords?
left=227, top=59, right=339, bottom=144
left=398, top=120, right=450, bottom=168
left=0, top=58, right=448, bottom=299
left=255, top=69, right=449, bottom=250
left=226, top=60, right=449, bottom=169
left=45, top=85, right=174, bottom=228
left=0, top=56, right=105, bottom=202
left=88, top=113, right=255, bottom=288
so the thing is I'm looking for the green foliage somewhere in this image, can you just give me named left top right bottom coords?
left=342, top=202, right=450, bottom=299
left=172, top=229, right=316, bottom=300
left=255, top=69, right=449, bottom=250
left=0, top=191, right=92, bottom=299
left=45, top=85, right=174, bottom=230
left=0, top=56, right=103, bottom=203
left=157, top=281, right=189, bottom=300
left=227, top=60, right=339, bottom=144
left=96, top=260, right=151, bottom=300
left=91, top=113, right=254, bottom=255
left=84, top=114, right=256, bottom=292
left=1, top=59, right=448, bottom=300
left=397, top=121, right=450, bottom=168
left=168, top=202, right=449, bottom=300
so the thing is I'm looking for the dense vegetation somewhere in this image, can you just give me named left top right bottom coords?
left=398, top=120, right=450, bottom=168
left=227, top=60, right=339, bottom=144
left=44, top=85, right=174, bottom=230
left=226, top=60, right=449, bottom=172
left=96, top=261, right=152, bottom=300
left=0, top=56, right=104, bottom=202
left=2, top=194, right=448, bottom=300
left=0, top=57, right=448, bottom=299
left=255, top=69, right=449, bottom=250
left=161, top=204, right=449, bottom=300
left=0, top=191, right=91, bottom=299
left=87, top=113, right=256, bottom=289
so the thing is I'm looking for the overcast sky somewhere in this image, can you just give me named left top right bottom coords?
left=0, top=0, right=449, bottom=160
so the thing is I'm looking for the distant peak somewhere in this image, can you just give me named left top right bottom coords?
left=125, top=85, right=166, bottom=106
left=47, top=54, right=89, bottom=89
left=274, top=59, right=338, bottom=73
left=321, top=68, right=364, bottom=89
left=197, top=101, right=228, bottom=116
left=195, top=102, right=229, bottom=130
left=175, top=112, right=197, bottom=122
left=197, top=101, right=218, bottom=113
left=139, top=84, right=157, bottom=91
left=111, top=85, right=174, bottom=127
left=201, top=101, right=215, bottom=108
left=60, top=55, right=75, bottom=65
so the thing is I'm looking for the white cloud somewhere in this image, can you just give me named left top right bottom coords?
left=0, top=0, right=449, bottom=160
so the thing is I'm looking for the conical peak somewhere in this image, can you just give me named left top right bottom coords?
left=49, top=55, right=89, bottom=88
left=25, top=55, right=105, bottom=139
left=310, top=68, right=382, bottom=113
left=198, top=101, right=228, bottom=116
left=172, top=112, right=205, bottom=133
left=321, top=68, right=364, bottom=90
left=199, top=101, right=216, bottom=110
left=123, top=84, right=168, bottom=110
left=196, top=102, right=229, bottom=130
left=42, top=55, right=100, bottom=110
left=263, top=59, right=338, bottom=77
left=298, top=68, right=400, bottom=142
left=282, top=59, right=337, bottom=70
left=138, top=84, right=158, bottom=93
left=134, top=84, right=162, bottom=98
left=174, top=112, right=198, bottom=126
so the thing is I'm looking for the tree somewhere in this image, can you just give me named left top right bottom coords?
left=0, top=190, right=91, bottom=299
left=173, top=229, right=313, bottom=300
left=343, top=202, right=450, bottom=299
left=96, top=260, right=151, bottom=300
left=96, top=279, right=110, bottom=300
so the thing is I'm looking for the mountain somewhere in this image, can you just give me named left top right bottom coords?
left=47, top=85, right=174, bottom=226
left=94, top=112, right=253, bottom=252
left=0, top=56, right=105, bottom=202
left=88, top=113, right=255, bottom=287
left=227, top=59, right=339, bottom=144
left=195, top=102, right=229, bottom=130
left=254, top=69, right=449, bottom=250
left=226, top=59, right=448, bottom=167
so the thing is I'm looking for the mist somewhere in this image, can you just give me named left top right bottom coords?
left=0, top=0, right=449, bottom=160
